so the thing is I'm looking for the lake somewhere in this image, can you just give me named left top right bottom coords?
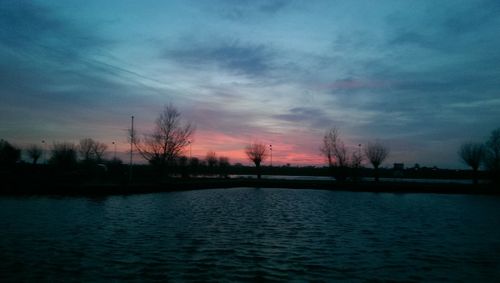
left=1, top=188, right=500, bottom=281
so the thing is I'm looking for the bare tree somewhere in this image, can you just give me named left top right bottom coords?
left=320, top=128, right=349, bottom=181
left=26, top=144, right=43, bottom=165
left=485, top=128, right=500, bottom=183
left=459, top=142, right=485, bottom=185
left=364, top=142, right=389, bottom=182
left=135, top=103, right=194, bottom=175
left=245, top=142, right=267, bottom=179
left=79, top=138, right=108, bottom=163
left=93, top=142, right=108, bottom=162
left=79, top=138, right=94, bottom=161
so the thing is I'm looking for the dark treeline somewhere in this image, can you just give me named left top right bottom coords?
left=0, top=157, right=490, bottom=187
left=1, top=103, right=499, bottom=191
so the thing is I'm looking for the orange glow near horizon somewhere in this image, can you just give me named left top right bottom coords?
left=187, top=130, right=326, bottom=166
left=110, top=129, right=326, bottom=166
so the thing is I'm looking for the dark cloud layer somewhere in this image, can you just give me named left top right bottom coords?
left=165, top=40, right=275, bottom=77
left=0, top=1, right=105, bottom=61
left=213, top=0, right=291, bottom=20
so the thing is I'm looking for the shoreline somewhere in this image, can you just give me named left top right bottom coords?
left=2, top=178, right=498, bottom=196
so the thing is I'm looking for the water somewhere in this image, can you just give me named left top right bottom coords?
left=231, top=174, right=472, bottom=184
left=1, top=188, right=500, bottom=282
left=229, top=174, right=335, bottom=181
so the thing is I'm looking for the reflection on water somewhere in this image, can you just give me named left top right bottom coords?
left=1, top=188, right=500, bottom=281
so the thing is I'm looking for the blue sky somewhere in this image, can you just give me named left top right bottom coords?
left=1, top=0, right=499, bottom=168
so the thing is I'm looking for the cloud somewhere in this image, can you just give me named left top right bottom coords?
left=2, top=0, right=500, bottom=168
left=448, top=99, right=500, bottom=109
left=386, top=0, right=500, bottom=54
left=0, top=0, right=106, bottom=61
left=165, top=40, right=275, bottom=77
left=258, top=0, right=290, bottom=14
left=441, top=0, right=500, bottom=34
left=0, top=1, right=180, bottom=146
left=0, top=1, right=65, bottom=47
left=273, top=107, right=332, bottom=129
left=212, top=0, right=292, bottom=20
left=388, top=31, right=445, bottom=52
left=317, top=79, right=391, bottom=91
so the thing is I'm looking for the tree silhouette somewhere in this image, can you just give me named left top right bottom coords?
left=206, top=151, right=218, bottom=168
left=320, top=128, right=349, bottom=181
left=135, top=103, right=194, bottom=176
left=245, top=142, right=267, bottom=179
left=189, top=157, right=200, bottom=177
left=485, top=128, right=500, bottom=183
left=79, top=138, right=108, bottom=163
left=364, top=142, right=389, bottom=182
left=26, top=144, right=43, bottom=165
left=218, top=156, right=230, bottom=178
left=49, top=142, right=77, bottom=169
left=177, top=155, right=189, bottom=178
left=0, top=139, right=21, bottom=168
left=459, top=142, right=485, bottom=185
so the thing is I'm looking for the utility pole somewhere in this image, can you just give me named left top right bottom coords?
left=129, top=116, right=134, bottom=183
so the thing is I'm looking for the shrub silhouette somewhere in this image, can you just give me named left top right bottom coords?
left=49, top=142, right=78, bottom=170
left=218, top=156, right=230, bottom=178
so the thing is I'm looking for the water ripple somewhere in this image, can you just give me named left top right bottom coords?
left=1, top=188, right=500, bottom=281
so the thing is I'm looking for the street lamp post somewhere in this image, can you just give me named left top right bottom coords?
left=112, top=141, right=116, bottom=160
left=41, top=140, right=46, bottom=164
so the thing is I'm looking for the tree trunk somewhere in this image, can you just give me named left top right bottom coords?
left=374, top=166, right=380, bottom=182
left=473, top=167, right=478, bottom=185
left=256, top=163, right=261, bottom=179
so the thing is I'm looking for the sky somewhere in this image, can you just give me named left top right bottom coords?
left=1, top=0, right=499, bottom=168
